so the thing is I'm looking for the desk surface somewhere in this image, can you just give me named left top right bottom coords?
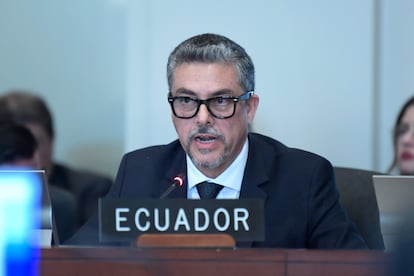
left=39, top=247, right=391, bottom=276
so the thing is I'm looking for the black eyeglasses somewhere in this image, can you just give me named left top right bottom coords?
left=168, top=91, right=254, bottom=119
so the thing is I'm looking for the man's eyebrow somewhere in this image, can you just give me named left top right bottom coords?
left=174, top=88, right=197, bottom=96
left=174, top=88, right=235, bottom=97
left=209, top=89, right=234, bottom=97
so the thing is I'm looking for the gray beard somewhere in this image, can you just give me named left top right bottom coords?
left=186, top=126, right=229, bottom=170
left=187, top=143, right=231, bottom=171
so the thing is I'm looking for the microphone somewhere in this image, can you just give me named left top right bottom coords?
left=160, top=175, right=185, bottom=199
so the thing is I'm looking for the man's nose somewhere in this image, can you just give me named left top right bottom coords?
left=195, top=104, right=213, bottom=125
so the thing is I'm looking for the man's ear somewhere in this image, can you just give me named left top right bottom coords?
left=247, top=94, right=259, bottom=123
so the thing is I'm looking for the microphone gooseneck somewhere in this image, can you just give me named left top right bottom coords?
left=160, top=175, right=185, bottom=199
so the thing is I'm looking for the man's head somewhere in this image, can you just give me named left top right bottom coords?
left=167, top=33, right=259, bottom=178
left=0, top=120, right=40, bottom=169
left=0, top=91, right=54, bottom=172
left=167, top=33, right=255, bottom=93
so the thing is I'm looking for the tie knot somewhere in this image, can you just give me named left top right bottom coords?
left=196, top=181, right=223, bottom=199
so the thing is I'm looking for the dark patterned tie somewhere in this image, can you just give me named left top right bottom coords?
left=196, top=181, right=223, bottom=199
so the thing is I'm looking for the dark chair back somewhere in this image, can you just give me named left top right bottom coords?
left=334, top=166, right=385, bottom=250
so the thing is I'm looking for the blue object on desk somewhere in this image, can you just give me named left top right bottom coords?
left=0, top=170, right=42, bottom=276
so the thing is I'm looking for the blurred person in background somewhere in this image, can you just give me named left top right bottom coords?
left=388, top=95, right=414, bottom=175
left=0, top=119, right=77, bottom=243
left=0, top=91, right=112, bottom=241
left=0, top=120, right=40, bottom=168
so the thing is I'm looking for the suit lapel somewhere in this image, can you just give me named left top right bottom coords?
left=237, top=134, right=270, bottom=247
left=240, top=134, right=269, bottom=200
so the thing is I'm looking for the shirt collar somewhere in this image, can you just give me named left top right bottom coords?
left=187, top=139, right=249, bottom=192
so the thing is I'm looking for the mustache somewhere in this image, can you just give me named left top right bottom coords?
left=189, top=126, right=223, bottom=139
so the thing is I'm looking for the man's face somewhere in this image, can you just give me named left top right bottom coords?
left=170, top=62, right=259, bottom=178
left=25, top=123, right=54, bottom=173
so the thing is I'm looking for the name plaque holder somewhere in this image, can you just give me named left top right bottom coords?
left=136, top=233, right=236, bottom=248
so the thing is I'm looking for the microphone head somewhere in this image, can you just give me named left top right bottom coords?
left=173, top=175, right=185, bottom=187
left=160, top=174, right=185, bottom=199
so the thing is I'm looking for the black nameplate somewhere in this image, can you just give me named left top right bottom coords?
left=99, top=199, right=264, bottom=242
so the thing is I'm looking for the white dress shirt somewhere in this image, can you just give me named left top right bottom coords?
left=187, top=139, right=248, bottom=199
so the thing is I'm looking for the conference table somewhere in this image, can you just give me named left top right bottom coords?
left=39, top=246, right=392, bottom=276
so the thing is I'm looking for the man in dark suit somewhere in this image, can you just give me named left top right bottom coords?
left=70, top=33, right=367, bottom=249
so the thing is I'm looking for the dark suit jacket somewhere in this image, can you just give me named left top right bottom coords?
left=69, top=133, right=367, bottom=249
left=49, top=163, right=113, bottom=243
left=49, top=185, right=77, bottom=244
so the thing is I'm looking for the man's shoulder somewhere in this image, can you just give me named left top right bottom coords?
left=249, top=133, right=330, bottom=164
left=123, top=139, right=183, bottom=160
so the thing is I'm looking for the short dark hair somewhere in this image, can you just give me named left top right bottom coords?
left=167, top=33, right=255, bottom=93
left=0, top=91, right=54, bottom=139
left=0, top=120, right=38, bottom=164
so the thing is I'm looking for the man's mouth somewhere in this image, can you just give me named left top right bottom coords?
left=195, top=135, right=217, bottom=144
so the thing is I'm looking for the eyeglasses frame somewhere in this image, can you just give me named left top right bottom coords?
left=168, top=91, right=255, bottom=119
